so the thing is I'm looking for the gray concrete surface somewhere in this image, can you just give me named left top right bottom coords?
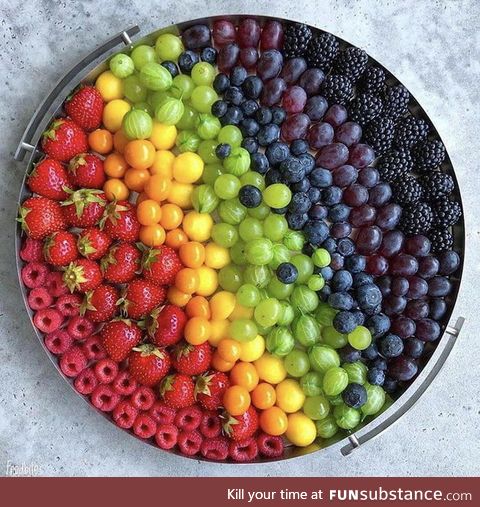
left=1, top=0, right=479, bottom=477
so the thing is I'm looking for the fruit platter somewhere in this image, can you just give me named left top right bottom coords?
left=15, top=16, right=464, bottom=462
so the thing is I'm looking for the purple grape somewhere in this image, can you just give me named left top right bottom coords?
left=391, top=316, right=416, bottom=338
left=298, top=68, right=325, bottom=95
left=389, top=253, right=418, bottom=276
left=315, top=143, right=349, bottom=169
left=356, top=225, right=383, bottom=255
left=257, top=49, right=283, bottom=80
left=240, top=47, right=259, bottom=69
left=416, top=318, right=441, bottom=342
left=331, top=221, right=352, bottom=239
left=280, top=57, right=307, bottom=84
left=428, top=276, right=452, bottom=297
left=332, top=164, right=358, bottom=187
left=307, top=122, right=334, bottom=149
left=323, top=105, right=348, bottom=127
left=213, top=20, right=236, bottom=46
left=375, top=203, right=402, bottom=230
left=383, top=295, right=407, bottom=316
left=183, top=24, right=211, bottom=49
left=406, top=276, right=429, bottom=299
left=366, top=255, right=389, bottom=276
left=260, top=77, right=287, bottom=106
left=350, top=205, right=377, bottom=227
left=376, top=275, right=391, bottom=296
left=281, top=113, right=311, bottom=141
left=349, top=143, right=375, bottom=168
left=217, top=43, right=240, bottom=71
left=388, top=356, right=418, bottom=381
left=429, top=298, right=447, bottom=320
left=417, top=256, right=440, bottom=279
left=368, top=182, right=392, bottom=207
left=282, top=86, right=307, bottom=113
left=335, top=122, right=362, bottom=147
left=237, top=18, right=261, bottom=47
left=437, top=250, right=461, bottom=275
left=357, top=167, right=379, bottom=188
left=378, top=230, right=405, bottom=258
left=304, top=96, right=329, bottom=121
left=403, top=337, right=424, bottom=358
left=343, top=183, right=369, bottom=207
left=391, top=276, right=409, bottom=296
left=405, top=299, right=429, bottom=320
left=260, top=20, right=284, bottom=50
left=405, top=235, right=431, bottom=257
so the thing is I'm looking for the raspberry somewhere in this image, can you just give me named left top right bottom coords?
left=112, top=400, right=138, bottom=429
left=148, top=401, right=176, bottom=424
left=81, top=334, right=106, bottom=361
left=229, top=437, right=259, bottom=462
left=131, top=386, right=156, bottom=411
left=112, top=370, right=138, bottom=396
left=133, top=413, right=157, bottom=439
left=257, top=433, right=284, bottom=458
left=199, top=410, right=222, bottom=438
left=177, top=429, right=203, bottom=456
left=33, top=308, right=63, bottom=333
left=93, top=358, right=119, bottom=384
left=44, top=329, right=73, bottom=355
left=201, top=436, right=229, bottom=460
left=90, top=384, right=120, bottom=412
left=56, top=293, right=82, bottom=317
left=155, top=423, right=179, bottom=450
left=67, top=315, right=94, bottom=341
left=20, top=237, right=44, bottom=262
left=60, top=346, right=87, bottom=378
left=74, top=367, right=98, bottom=395
left=174, top=405, right=203, bottom=432
left=21, top=262, right=49, bottom=288
left=27, top=287, right=53, bottom=310
left=44, top=271, right=69, bottom=297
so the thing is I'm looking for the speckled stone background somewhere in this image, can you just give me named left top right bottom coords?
left=1, top=0, right=479, bottom=477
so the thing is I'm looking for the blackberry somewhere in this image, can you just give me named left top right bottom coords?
left=283, top=23, right=312, bottom=58
left=376, top=148, right=413, bottom=182
left=394, top=115, right=430, bottom=149
left=432, top=199, right=462, bottom=228
left=420, top=171, right=454, bottom=201
left=399, top=202, right=433, bottom=235
left=306, top=33, right=339, bottom=71
left=363, top=115, right=395, bottom=155
left=333, top=47, right=368, bottom=81
left=429, top=228, right=454, bottom=253
left=358, top=66, right=386, bottom=95
left=348, top=93, right=383, bottom=125
left=383, top=84, right=410, bottom=119
left=391, top=175, right=424, bottom=204
left=320, top=74, right=353, bottom=105
left=412, top=139, right=446, bottom=172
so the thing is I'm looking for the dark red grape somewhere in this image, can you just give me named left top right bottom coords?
left=383, top=295, right=407, bottom=316
left=437, top=250, right=461, bottom=275
left=405, top=299, right=429, bottom=320
left=350, top=205, right=377, bottom=227
left=388, top=356, right=418, bottom=381
left=298, top=68, right=325, bottom=95
left=307, top=122, right=334, bottom=149
left=391, top=316, right=416, bottom=339
left=183, top=24, right=211, bottom=49
left=349, top=143, right=375, bottom=168
left=332, top=164, right=358, bottom=187
left=356, top=226, right=382, bottom=255
left=405, top=235, right=431, bottom=257
left=375, top=203, right=402, bottom=230
left=357, top=167, right=379, bottom=188
left=335, top=122, right=362, bottom=147
left=378, top=230, right=404, bottom=258
left=304, top=96, right=328, bottom=121
left=366, top=255, right=389, bottom=276
left=280, top=113, right=311, bottom=141
left=213, top=20, right=236, bottom=46
left=280, top=57, right=307, bottom=84
left=282, top=86, right=307, bottom=113
left=389, top=253, right=418, bottom=276
left=427, top=276, right=452, bottom=297
left=376, top=275, right=391, bottom=296
left=416, top=318, right=441, bottom=342
left=406, top=276, right=428, bottom=299
left=323, top=105, right=348, bottom=127
left=391, top=277, right=409, bottom=296
left=368, top=182, right=392, bottom=207
left=260, top=77, right=287, bottom=106
left=343, top=183, right=369, bottom=207
left=257, top=49, right=283, bottom=80
left=260, top=20, right=284, bottom=50
left=217, top=43, right=240, bottom=71
left=315, top=143, right=349, bottom=169
left=331, top=221, right=352, bottom=239
left=237, top=18, right=261, bottom=47
left=240, top=47, right=259, bottom=69
left=429, top=298, right=447, bottom=320
left=417, top=256, right=440, bottom=279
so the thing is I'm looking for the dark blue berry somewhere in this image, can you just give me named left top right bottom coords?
left=304, top=220, right=329, bottom=246
left=403, top=338, right=424, bottom=359
left=372, top=357, right=388, bottom=370
left=178, top=50, right=200, bottom=74
left=290, top=139, right=309, bottom=155
left=322, top=186, right=343, bottom=205
left=310, top=168, right=333, bottom=188
left=161, top=61, right=179, bottom=77
left=342, top=383, right=367, bottom=408
left=328, top=292, right=354, bottom=311
left=292, top=178, right=310, bottom=193
left=332, top=270, right=353, bottom=292
left=271, top=106, right=286, bottom=124
left=201, top=47, right=217, bottom=64
left=366, top=313, right=391, bottom=339
left=213, top=73, right=230, bottom=93
left=251, top=153, right=269, bottom=174
left=321, top=237, right=337, bottom=254
left=258, top=124, right=280, bottom=146
left=266, top=142, right=290, bottom=165
left=309, top=204, right=328, bottom=220
left=337, top=238, right=355, bottom=256
left=383, top=376, right=398, bottom=394
left=215, top=143, right=231, bottom=159
left=230, top=65, right=247, bottom=86
left=318, top=285, right=332, bottom=301
left=356, top=283, right=383, bottom=310
left=286, top=212, right=308, bottom=230
left=330, top=252, right=345, bottom=270
left=239, top=185, right=262, bottom=208
left=367, top=368, right=385, bottom=386
left=241, top=99, right=259, bottom=117
left=279, top=157, right=305, bottom=183
left=265, top=169, right=282, bottom=184
left=224, top=86, right=244, bottom=105
left=211, top=100, right=228, bottom=118
left=379, top=334, right=404, bottom=358
left=220, top=106, right=243, bottom=125
left=345, top=254, right=366, bottom=273
left=298, top=153, right=315, bottom=174
left=242, top=75, right=263, bottom=99
left=289, top=193, right=311, bottom=214
left=320, top=266, right=334, bottom=281
left=362, top=343, right=379, bottom=361
left=329, top=204, right=351, bottom=223
left=339, top=344, right=362, bottom=363
left=255, top=107, right=272, bottom=125
left=276, top=262, right=298, bottom=284
left=241, top=137, right=259, bottom=154
left=353, top=272, right=374, bottom=287
left=307, top=187, right=321, bottom=203
left=333, top=311, right=358, bottom=334
left=240, top=118, right=260, bottom=137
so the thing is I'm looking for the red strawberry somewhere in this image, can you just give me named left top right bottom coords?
left=101, top=319, right=142, bottom=362
left=101, top=243, right=141, bottom=284
left=61, top=189, right=107, bottom=228
left=27, top=158, right=72, bottom=200
left=147, top=304, right=187, bottom=347
left=223, top=406, right=259, bottom=442
left=41, top=118, right=88, bottom=162
left=43, top=231, right=78, bottom=266
left=77, top=228, right=111, bottom=260
left=160, top=374, right=195, bottom=409
left=128, top=344, right=171, bottom=387
left=142, top=246, right=182, bottom=286
left=18, top=197, right=67, bottom=240
left=101, top=200, right=140, bottom=242
left=64, top=85, right=104, bottom=131
left=62, top=258, right=102, bottom=293
left=172, top=342, right=212, bottom=376
left=195, top=371, right=230, bottom=411
left=68, top=153, right=105, bottom=189
left=122, top=278, right=166, bottom=320
left=81, top=284, right=119, bottom=323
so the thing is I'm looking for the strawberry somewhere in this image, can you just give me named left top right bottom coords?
left=147, top=304, right=187, bottom=347
left=62, top=258, right=102, bottom=293
left=128, top=344, right=171, bottom=387
left=160, top=374, right=195, bottom=409
left=121, top=278, right=166, bottom=320
left=101, top=200, right=140, bottom=242
left=101, top=319, right=142, bottom=362
left=195, top=371, right=230, bottom=411
left=43, top=231, right=78, bottom=266
left=68, top=153, right=105, bottom=189
left=41, top=118, right=88, bottom=162
left=61, top=189, right=107, bottom=228
left=223, top=406, right=259, bottom=442
left=81, top=284, right=119, bottom=323
left=18, top=197, right=67, bottom=240
left=77, top=228, right=111, bottom=260
left=27, top=158, right=72, bottom=200
left=64, top=85, right=104, bottom=131
left=172, top=342, right=212, bottom=376
left=101, top=243, right=141, bottom=284
left=142, top=246, right=182, bottom=286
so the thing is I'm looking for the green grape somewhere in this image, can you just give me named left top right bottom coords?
left=176, top=104, right=198, bottom=130
left=245, top=238, right=274, bottom=266
left=133, top=102, right=153, bottom=115
left=196, top=113, right=221, bottom=140
left=218, top=198, right=247, bottom=225
left=290, top=254, right=314, bottom=284
left=155, top=97, right=184, bottom=125
left=124, top=75, right=147, bottom=102
left=266, top=327, right=295, bottom=357
left=191, top=62, right=215, bottom=86
left=236, top=284, right=261, bottom=307
left=155, top=33, right=184, bottom=61
left=230, top=241, right=247, bottom=266
left=229, top=319, right=257, bottom=342
left=263, top=214, right=288, bottom=241
left=321, top=326, right=348, bottom=349
left=254, top=298, right=281, bottom=327
left=309, top=345, right=340, bottom=373
left=266, top=277, right=293, bottom=300
left=122, top=109, right=152, bottom=140
left=202, top=163, right=223, bottom=185
left=243, top=265, right=271, bottom=288
left=211, top=223, right=238, bottom=248
left=277, top=302, right=295, bottom=326
left=263, top=183, right=292, bottom=208
left=256, top=323, right=272, bottom=336
left=218, top=265, right=243, bottom=292
left=131, top=45, right=156, bottom=70
left=307, top=274, right=325, bottom=291
left=197, top=140, right=219, bottom=164
left=170, top=74, right=195, bottom=100
left=300, top=372, right=324, bottom=397
left=269, top=244, right=290, bottom=270
left=110, top=53, right=135, bottom=78
left=248, top=201, right=270, bottom=219
left=347, top=326, right=372, bottom=351
left=218, top=125, right=242, bottom=147
left=328, top=394, right=344, bottom=406
left=176, top=130, right=200, bottom=152
left=312, top=248, right=331, bottom=268
left=316, top=304, right=338, bottom=327
left=303, top=395, right=330, bottom=420
left=290, top=285, right=319, bottom=313
left=285, top=349, right=310, bottom=377
left=240, top=171, right=265, bottom=190
left=191, top=185, right=219, bottom=213
left=293, top=315, right=321, bottom=347
left=239, top=217, right=263, bottom=241
left=191, top=85, right=218, bottom=113
left=334, top=403, right=361, bottom=430
left=223, top=147, right=250, bottom=176
left=139, top=62, right=173, bottom=91
left=315, top=415, right=338, bottom=439
left=343, top=362, right=368, bottom=385
left=361, top=384, right=386, bottom=416
left=283, top=231, right=305, bottom=251
left=148, top=90, right=171, bottom=110
left=323, top=367, right=349, bottom=397
left=214, top=174, right=241, bottom=200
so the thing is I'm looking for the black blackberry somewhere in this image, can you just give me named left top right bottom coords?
left=432, top=199, right=462, bottom=228
left=348, top=93, right=383, bottom=125
left=412, top=139, right=446, bottom=172
left=394, top=115, right=430, bottom=149
left=383, top=84, right=410, bottom=119
left=333, top=47, right=368, bottom=81
left=399, top=202, right=433, bottom=235
left=358, top=66, right=386, bottom=95
left=376, top=148, right=413, bottom=182
left=320, top=74, right=353, bottom=105
left=363, top=115, right=395, bottom=155
left=283, top=23, right=313, bottom=58
left=429, top=228, right=454, bottom=253
left=391, top=175, right=424, bottom=204
left=306, top=33, right=339, bottom=71
left=421, top=172, right=454, bottom=201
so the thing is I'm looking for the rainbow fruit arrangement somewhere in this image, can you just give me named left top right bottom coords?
left=17, top=18, right=462, bottom=462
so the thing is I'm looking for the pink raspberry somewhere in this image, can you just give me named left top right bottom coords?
left=177, top=430, right=203, bottom=456
left=229, top=437, right=259, bottom=462
left=93, top=358, right=119, bottom=384
left=90, top=384, right=120, bottom=412
left=59, top=346, right=87, bottom=378
left=112, top=370, right=137, bottom=396
left=133, top=413, right=157, bottom=439
left=21, top=262, right=49, bottom=288
left=81, top=334, right=106, bottom=361
left=44, top=329, right=73, bottom=355
left=148, top=401, right=176, bottom=425
left=112, top=400, right=138, bottom=429
left=130, top=386, right=156, bottom=411
left=20, top=237, right=43, bottom=262
left=27, top=287, right=53, bottom=310
left=257, top=432, right=284, bottom=458
left=74, top=367, right=98, bottom=395
left=56, top=293, right=82, bottom=317
left=44, top=271, right=69, bottom=297
left=199, top=410, right=222, bottom=438
left=33, top=308, right=63, bottom=333
left=174, top=405, right=202, bottom=432
left=67, top=315, right=94, bottom=341
left=201, top=436, right=229, bottom=461
left=155, top=424, right=178, bottom=450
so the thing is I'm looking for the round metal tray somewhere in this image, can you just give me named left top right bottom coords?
left=14, top=15, right=465, bottom=463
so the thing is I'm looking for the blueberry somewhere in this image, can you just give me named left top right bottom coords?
left=429, top=298, right=447, bottom=320
left=271, top=106, right=286, bottom=124
left=330, top=252, right=345, bottom=270
left=201, top=47, right=217, bottom=64
left=286, top=212, right=308, bottom=230
left=379, top=334, right=404, bottom=358
left=372, top=357, right=388, bottom=370
left=257, top=124, right=280, bottom=146
left=240, top=118, right=260, bottom=137
left=332, top=270, right=353, bottom=292
left=333, top=311, right=358, bottom=334
left=383, top=376, right=398, bottom=394
left=320, top=266, right=334, bottom=281
left=290, top=139, right=309, bottom=155
left=362, top=343, right=379, bottom=361
left=211, top=100, right=228, bottom=118
left=310, top=168, right=333, bottom=188
left=215, top=143, right=231, bottom=159
left=230, top=65, right=247, bottom=86
left=241, top=137, right=259, bottom=154
left=161, top=61, right=179, bottom=77
left=302, top=243, right=314, bottom=256
left=220, top=106, right=243, bottom=125
left=307, top=187, right=321, bottom=203
left=321, top=237, right=337, bottom=254
left=238, top=185, right=262, bottom=208
left=353, top=272, right=374, bottom=288
left=242, top=75, right=263, bottom=99
left=304, top=220, right=329, bottom=246
left=356, top=283, right=383, bottom=310
left=265, top=169, right=282, bottom=185
left=367, top=368, right=385, bottom=386
left=366, top=313, right=391, bottom=339
left=318, top=285, right=332, bottom=301
left=329, top=204, right=351, bottom=223
left=342, top=383, right=367, bottom=409
left=403, top=338, right=424, bottom=359
left=241, top=99, right=259, bottom=117
left=304, top=95, right=329, bottom=121
left=292, top=178, right=311, bottom=193
left=272, top=206, right=288, bottom=215
left=276, top=262, right=298, bottom=284
left=298, top=153, right=316, bottom=174
left=309, top=204, right=328, bottom=220
left=213, top=73, right=230, bottom=93
left=352, top=310, right=366, bottom=326
left=224, top=86, right=244, bottom=106
left=289, top=192, right=311, bottom=214
left=345, top=254, right=366, bottom=273
left=266, top=142, right=290, bottom=165
left=251, top=153, right=269, bottom=174
left=322, top=186, right=343, bottom=205
left=255, top=107, right=273, bottom=125
left=337, top=238, right=355, bottom=257
left=328, top=292, right=354, bottom=311
left=178, top=50, right=200, bottom=74
left=279, top=157, right=305, bottom=183
left=339, top=344, right=362, bottom=363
